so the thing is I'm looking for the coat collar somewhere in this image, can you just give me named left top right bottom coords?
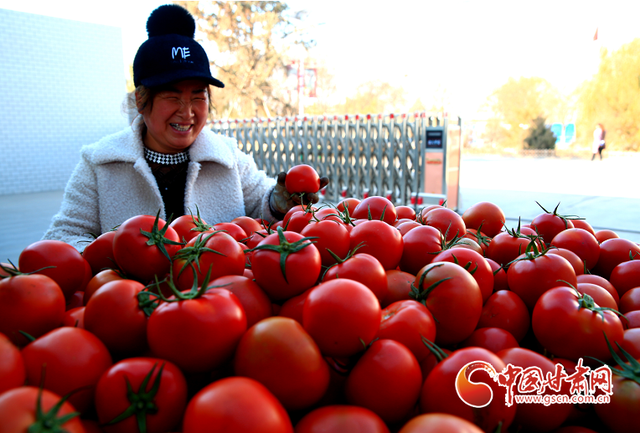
left=87, top=116, right=236, bottom=169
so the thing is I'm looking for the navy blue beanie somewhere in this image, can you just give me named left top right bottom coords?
left=133, top=4, right=224, bottom=89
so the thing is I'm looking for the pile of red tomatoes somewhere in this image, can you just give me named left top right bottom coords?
left=1, top=193, right=639, bottom=433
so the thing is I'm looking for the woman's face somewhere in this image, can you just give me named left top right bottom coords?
left=139, top=79, right=209, bottom=154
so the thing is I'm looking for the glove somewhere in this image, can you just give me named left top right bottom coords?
left=269, top=171, right=330, bottom=218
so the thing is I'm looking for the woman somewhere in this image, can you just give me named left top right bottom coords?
left=591, top=123, right=605, bottom=161
left=43, top=4, right=324, bottom=251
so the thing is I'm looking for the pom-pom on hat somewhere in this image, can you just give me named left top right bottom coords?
left=133, top=4, right=224, bottom=89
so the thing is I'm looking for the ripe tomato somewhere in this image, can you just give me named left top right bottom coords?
left=377, top=300, right=437, bottom=363
left=384, top=269, right=415, bottom=307
left=351, top=196, right=397, bottom=225
left=0, top=272, right=65, bottom=347
left=21, top=327, right=113, bottom=413
left=576, top=282, right=618, bottom=310
left=323, top=253, right=389, bottom=304
left=0, top=332, right=25, bottom=394
left=19, top=240, right=90, bottom=300
left=619, top=288, right=640, bottom=314
left=419, top=347, right=516, bottom=432
left=209, top=275, right=272, bottom=328
left=303, top=279, right=381, bottom=358
left=530, top=203, right=575, bottom=245
left=592, top=238, right=640, bottom=280
left=547, top=247, right=585, bottom=276
left=551, top=227, right=600, bottom=271
left=595, top=229, right=619, bottom=243
left=147, top=288, right=247, bottom=373
left=300, top=219, right=351, bottom=267
left=94, top=357, right=187, bottom=433
left=477, top=290, right=530, bottom=342
left=61, top=306, right=84, bottom=328
left=609, top=259, right=640, bottom=298
left=486, top=257, right=509, bottom=291
left=295, top=405, right=390, bottom=433
left=84, top=279, right=148, bottom=356
left=576, top=273, right=620, bottom=305
left=172, top=230, right=245, bottom=291
left=285, top=164, right=321, bottom=193
left=234, top=317, right=329, bottom=410
left=251, top=228, right=322, bottom=301
left=350, top=219, right=403, bottom=271
left=396, top=205, right=417, bottom=221
left=345, top=339, right=422, bottom=424
left=337, top=197, right=361, bottom=215
left=277, top=288, right=311, bottom=325
left=112, top=214, right=182, bottom=283
left=399, top=225, right=443, bottom=275
left=83, top=268, right=124, bottom=305
left=459, top=327, right=519, bottom=353
left=431, top=248, right=494, bottom=303
left=0, top=386, right=84, bottom=433
left=399, top=413, right=484, bottom=433
left=212, top=222, right=247, bottom=242
left=169, top=212, right=211, bottom=243
left=424, top=207, right=467, bottom=242
left=412, top=262, right=483, bottom=346
left=231, top=215, right=263, bottom=238
left=182, top=376, right=294, bottom=433
left=82, top=230, right=117, bottom=275
left=462, top=201, right=505, bottom=238
left=532, top=286, right=625, bottom=362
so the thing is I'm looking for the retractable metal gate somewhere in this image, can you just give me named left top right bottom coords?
left=211, top=112, right=461, bottom=210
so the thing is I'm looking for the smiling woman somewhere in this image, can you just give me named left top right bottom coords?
left=42, top=4, right=327, bottom=252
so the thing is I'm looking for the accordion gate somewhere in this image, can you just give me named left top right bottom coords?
left=212, top=112, right=460, bottom=209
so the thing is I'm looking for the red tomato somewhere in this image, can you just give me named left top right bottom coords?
left=477, top=290, right=530, bottom=342
left=303, top=279, right=381, bottom=358
left=507, top=250, right=577, bottom=311
left=532, top=286, right=625, bottom=362
left=462, top=201, right=506, bottom=238
left=209, top=275, right=272, bottom=328
left=622, top=310, right=640, bottom=329
left=570, top=218, right=597, bottom=237
left=337, top=197, right=361, bottom=215
left=349, top=219, right=403, bottom=270
left=399, top=225, right=443, bottom=275
left=94, top=357, right=187, bottom=433
left=82, top=230, right=118, bottom=275
left=351, top=196, right=398, bottom=225
left=396, top=205, right=417, bottom=221
left=423, top=207, right=467, bottom=242
left=345, top=339, right=422, bottom=424
left=234, top=317, right=329, bottom=410
left=83, top=269, right=124, bottom=305
left=295, top=405, right=390, bottom=433
left=620, top=328, right=640, bottom=359
left=0, top=332, right=25, bottom=394
left=300, top=219, right=351, bottom=267
left=0, top=386, right=84, bottom=433
left=112, top=214, right=183, bottom=283
left=172, top=231, right=245, bottom=291
left=251, top=228, right=322, bottom=301
left=486, top=225, right=535, bottom=267
left=547, top=247, right=584, bottom=276
left=84, top=279, right=148, bottom=355
left=412, top=262, right=483, bottom=346
left=378, top=300, right=437, bottom=363
left=431, top=248, right=494, bottom=303
left=463, top=228, right=492, bottom=256
left=323, top=253, right=389, bottom=304
left=576, top=282, right=618, bottom=310
left=592, top=238, right=640, bottom=280
left=595, top=229, right=619, bottom=243
left=619, top=287, right=640, bottom=314
left=231, top=215, right=263, bottom=238
left=576, top=273, right=620, bottom=305
left=459, top=327, right=519, bottom=353
left=399, top=413, right=484, bottom=433
left=61, top=306, right=85, bottom=328
left=486, top=257, right=509, bottom=292
left=419, top=347, right=516, bottom=432
left=609, top=259, right=640, bottom=298
left=21, top=327, right=113, bottom=413
left=550, top=228, right=600, bottom=271
left=384, top=269, right=415, bottom=307
left=496, top=347, right=573, bottom=432
left=283, top=208, right=315, bottom=233
left=285, top=164, right=321, bottom=193
left=182, top=377, right=294, bottom=433
left=277, top=289, right=311, bottom=325
left=19, top=240, right=90, bottom=300
left=212, top=222, right=248, bottom=242
left=530, top=203, right=575, bottom=245
left=396, top=220, right=421, bottom=236
left=169, top=212, right=211, bottom=243
left=0, top=272, right=65, bottom=347
left=147, top=288, right=247, bottom=373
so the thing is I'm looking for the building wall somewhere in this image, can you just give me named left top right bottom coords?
left=0, top=8, right=128, bottom=195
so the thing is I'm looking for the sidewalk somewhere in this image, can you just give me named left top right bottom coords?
left=1, top=155, right=638, bottom=264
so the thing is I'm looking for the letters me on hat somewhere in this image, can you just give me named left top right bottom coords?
left=133, top=4, right=224, bottom=89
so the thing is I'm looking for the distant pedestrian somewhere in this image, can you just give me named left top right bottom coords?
left=591, top=123, right=606, bottom=160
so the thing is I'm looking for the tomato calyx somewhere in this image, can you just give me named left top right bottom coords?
left=29, top=387, right=80, bottom=433
left=245, top=227, right=317, bottom=283
left=172, top=231, right=227, bottom=278
left=185, top=206, right=214, bottom=235
left=409, top=263, right=451, bottom=308
left=535, top=201, right=584, bottom=228
left=139, top=211, right=184, bottom=262
left=421, top=336, right=449, bottom=362
left=588, top=333, right=640, bottom=385
left=322, top=242, right=366, bottom=277
left=563, top=282, right=627, bottom=322
left=104, top=362, right=166, bottom=433
left=0, top=261, right=55, bottom=279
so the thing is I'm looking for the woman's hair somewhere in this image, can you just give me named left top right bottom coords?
left=123, top=84, right=214, bottom=124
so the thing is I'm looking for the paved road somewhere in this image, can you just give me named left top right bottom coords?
left=1, top=154, right=638, bottom=264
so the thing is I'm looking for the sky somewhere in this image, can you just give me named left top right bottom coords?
left=2, top=0, right=639, bottom=119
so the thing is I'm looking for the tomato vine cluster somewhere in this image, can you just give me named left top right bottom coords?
left=1, top=195, right=639, bottom=433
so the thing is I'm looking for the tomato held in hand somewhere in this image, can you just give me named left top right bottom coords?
left=285, top=164, right=320, bottom=193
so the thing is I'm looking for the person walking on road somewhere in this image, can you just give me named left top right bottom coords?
left=591, top=123, right=606, bottom=161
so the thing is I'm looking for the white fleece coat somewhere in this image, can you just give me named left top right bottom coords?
left=43, top=117, right=277, bottom=251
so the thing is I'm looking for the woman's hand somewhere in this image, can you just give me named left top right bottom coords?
left=269, top=172, right=330, bottom=218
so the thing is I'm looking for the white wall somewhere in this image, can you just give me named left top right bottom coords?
left=0, top=8, right=128, bottom=194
